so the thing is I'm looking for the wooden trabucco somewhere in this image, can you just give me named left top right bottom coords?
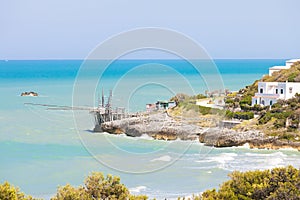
left=91, top=89, right=126, bottom=132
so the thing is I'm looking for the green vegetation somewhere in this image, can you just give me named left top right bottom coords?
left=1, top=166, right=300, bottom=200
left=224, top=63, right=300, bottom=113
left=169, top=62, right=300, bottom=139
left=225, top=110, right=254, bottom=120
left=202, top=165, right=300, bottom=200
left=262, top=61, right=300, bottom=82
left=0, top=182, right=35, bottom=200
left=51, top=172, right=147, bottom=200
left=197, top=105, right=223, bottom=115
left=171, top=93, right=225, bottom=115
left=171, top=93, right=254, bottom=121
left=224, top=61, right=300, bottom=140
left=257, top=95, right=300, bottom=129
left=0, top=172, right=148, bottom=200
left=225, top=80, right=259, bottom=113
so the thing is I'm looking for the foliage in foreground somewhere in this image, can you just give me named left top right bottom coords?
left=51, top=172, right=147, bottom=200
left=2, top=166, right=300, bottom=200
left=0, top=182, right=35, bottom=200
left=201, top=165, right=300, bottom=200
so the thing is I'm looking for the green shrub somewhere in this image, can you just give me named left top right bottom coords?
left=225, top=110, right=234, bottom=119
left=199, top=106, right=211, bottom=115
left=259, top=110, right=292, bottom=125
left=280, top=133, right=295, bottom=140
left=225, top=111, right=254, bottom=120
left=288, top=72, right=297, bottom=82
left=251, top=104, right=264, bottom=111
left=201, top=166, right=300, bottom=200
left=51, top=184, right=90, bottom=200
left=233, top=111, right=254, bottom=120
left=239, top=95, right=252, bottom=106
left=225, top=98, right=234, bottom=104
left=240, top=103, right=251, bottom=111
left=185, top=103, right=200, bottom=112
left=0, top=182, right=34, bottom=200
left=195, top=94, right=207, bottom=99
left=51, top=172, right=130, bottom=200
left=274, top=119, right=285, bottom=128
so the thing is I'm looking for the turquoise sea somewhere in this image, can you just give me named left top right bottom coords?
left=1, top=59, right=300, bottom=199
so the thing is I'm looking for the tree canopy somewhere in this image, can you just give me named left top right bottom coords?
left=1, top=166, right=300, bottom=200
left=51, top=172, right=147, bottom=200
left=0, top=182, right=34, bottom=200
left=201, top=165, right=300, bottom=200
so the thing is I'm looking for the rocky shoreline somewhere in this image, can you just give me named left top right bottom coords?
left=100, top=112, right=300, bottom=151
left=101, top=112, right=203, bottom=140
left=199, top=128, right=300, bottom=150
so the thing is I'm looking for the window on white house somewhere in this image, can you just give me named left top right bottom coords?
left=270, top=100, right=273, bottom=105
left=276, top=89, right=278, bottom=94
left=289, top=87, right=293, bottom=93
left=281, top=89, right=284, bottom=94
left=260, top=88, right=263, bottom=93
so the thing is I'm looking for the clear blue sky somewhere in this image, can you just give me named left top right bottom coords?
left=1, top=0, right=299, bottom=59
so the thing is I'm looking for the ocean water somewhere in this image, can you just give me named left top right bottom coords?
left=1, top=59, right=300, bottom=199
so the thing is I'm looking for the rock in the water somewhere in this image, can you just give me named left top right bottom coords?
left=21, top=91, right=38, bottom=96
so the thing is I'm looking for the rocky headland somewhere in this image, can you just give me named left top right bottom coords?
left=199, top=128, right=300, bottom=150
left=101, top=112, right=203, bottom=140
left=100, top=112, right=300, bottom=150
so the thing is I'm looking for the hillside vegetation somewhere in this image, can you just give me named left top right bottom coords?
left=169, top=61, right=300, bottom=141
left=225, top=61, right=300, bottom=140
left=263, top=61, right=300, bottom=82
left=227, top=61, right=300, bottom=111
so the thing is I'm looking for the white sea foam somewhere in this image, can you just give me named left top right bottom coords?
left=245, top=151, right=286, bottom=157
left=139, top=134, right=154, bottom=140
left=210, top=153, right=237, bottom=164
left=195, top=159, right=215, bottom=163
left=151, top=155, right=172, bottom=162
left=278, top=147, right=299, bottom=151
left=129, top=185, right=147, bottom=193
left=242, top=143, right=250, bottom=148
left=267, top=157, right=284, bottom=167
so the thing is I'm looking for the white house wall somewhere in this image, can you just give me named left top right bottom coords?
left=252, top=82, right=300, bottom=106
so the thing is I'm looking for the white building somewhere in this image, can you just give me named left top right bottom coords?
left=252, top=59, right=300, bottom=106
left=269, top=59, right=300, bottom=76
left=252, top=82, right=300, bottom=106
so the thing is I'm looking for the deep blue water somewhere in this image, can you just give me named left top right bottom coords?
left=0, top=59, right=284, bottom=79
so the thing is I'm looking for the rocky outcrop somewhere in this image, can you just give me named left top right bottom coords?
left=100, top=112, right=300, bottom=150
left=101, top=112, right=203, bottom=140
left=249, top=138, right=300, bottom=151
left=199, top=128, right=265, bottom=147
left=199, top=128, right=300, bottom=150
left=21, top=91, right=38, bottom=96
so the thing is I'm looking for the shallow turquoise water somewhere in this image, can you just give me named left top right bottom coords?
left=1, top=59, right=300, bottom=199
